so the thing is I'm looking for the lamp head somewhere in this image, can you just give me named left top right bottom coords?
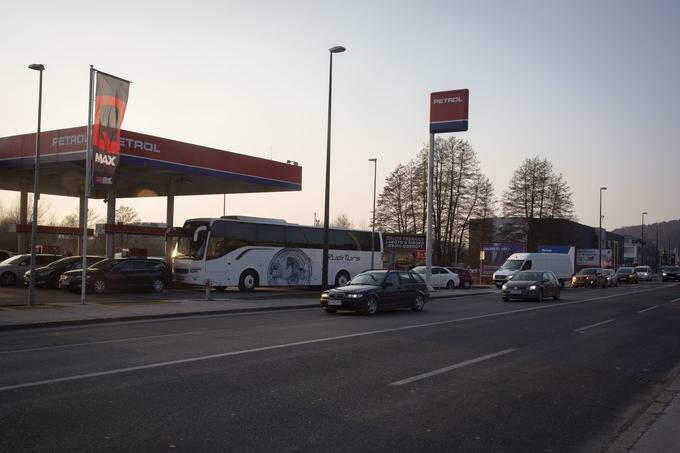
left=329, top=46, right=346, bottom=54
left=643, top=211, right=648, bottom=215
left=368, top=158, right=377, bottom=162
left=28, top=64, right=45, bottom=71
left=600, top=187, right=607, bottom=191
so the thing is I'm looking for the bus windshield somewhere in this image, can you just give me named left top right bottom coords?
left=176, top=221, right=210, bottom=260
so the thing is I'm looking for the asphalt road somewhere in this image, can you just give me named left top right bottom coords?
left=1, top=282, right=679, bottom=452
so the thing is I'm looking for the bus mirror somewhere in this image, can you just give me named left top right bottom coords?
left=193, top=226, right=207, bottom=242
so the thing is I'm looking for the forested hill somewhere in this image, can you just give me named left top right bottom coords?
left=612, top=219, right=680, bottom=250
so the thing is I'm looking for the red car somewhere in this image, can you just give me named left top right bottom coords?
left=447, top=267, right=473, bottom=289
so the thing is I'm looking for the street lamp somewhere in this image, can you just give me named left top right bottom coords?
left=27, top=63, right=44, bottom=307
left=322, top=45, right=346, bottom=290
left=368, top=158, right=377, bottom=270
left=599, top=187, right=607, bottom=268
left=641, top=211, right=648, bottom=265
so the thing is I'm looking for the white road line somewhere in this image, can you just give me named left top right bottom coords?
left=573, top=318, right=615, bottom=333
left=389, top=349, right=516, bottom=387
left=638, top=305, right=660, bottom=314
left=0, top=287, right=665, bottom=392
left=670, top=298, right=680, bottom=304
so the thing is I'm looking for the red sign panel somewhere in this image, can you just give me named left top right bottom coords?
left=429, top=89, right=469, bottom=133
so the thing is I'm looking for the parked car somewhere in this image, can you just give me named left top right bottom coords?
left=661, top=266, right=680, bottom=281
left=492, top=253, right=573, bottom=288
left=635, top=266, right=653, bottom=281
left=24, top=255, right=105, bottom=288
left=616, top=267, right=639, bottom=284
left=447, top=266, right=473, bottom=289
left=411, top=266, right=460, bottom=289
left=59, top=258, right=171, bottom=293
left=602, top=268, right=619, bottom=287
left=320, top=270, right=428, bottom=315
left=0, top=254, right=63, bottom=285
left=571, top=268, right=608, bottom=288
left=501, top=270, right=561, bottom=302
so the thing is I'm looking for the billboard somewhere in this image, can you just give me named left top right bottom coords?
left=430, top=89, right=469, bottom=133
left=576, top=248, right=612, bottom=267
left=481, top=242, right=525, bottom=276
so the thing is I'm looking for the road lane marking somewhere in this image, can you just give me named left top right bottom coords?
left=670, top=298, right=680, bottom=304
left=573, top=318, right=615, bottom=333
left=0, top=287, right=667, bottom=392
left=638, top=306, right=660, bottom=314
left=388, top=349, right=516, bottom=386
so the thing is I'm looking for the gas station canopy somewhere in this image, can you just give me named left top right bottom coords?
left=0, top=126, right=302, bottom=199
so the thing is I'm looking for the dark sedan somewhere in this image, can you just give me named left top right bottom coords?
left=661, top=266, right=680, bottom=281
left=320, top=270, right=428, bottom=315
left=447, top=266, right=473, bottom=289
left=501, top=271, right=561, bottom=302
left=59, top=258, right=171, bottom=293
left=24, top=255, right=105, bottom=288
left=616, top=267, right=639, bottom=284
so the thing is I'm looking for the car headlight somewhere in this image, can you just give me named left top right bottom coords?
left=529, top=285, right=537, bottom=290
left=346, top=293, right=364, bottom=299
left=320, top=292, right=329, bottom=299
left=501, top=284, right=507, bottom=290
left=662, top=272, right=667, bottom=276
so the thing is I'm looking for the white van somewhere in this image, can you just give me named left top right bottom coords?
left=492, top=253, right=573, bottom=288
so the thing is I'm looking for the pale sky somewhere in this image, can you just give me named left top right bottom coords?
left=2, top=0, right=679, bottom=231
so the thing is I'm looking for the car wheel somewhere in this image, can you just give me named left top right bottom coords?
left=364, top=296, right=378, bottom=315
left=463, top=281, right=471, bottom=289
left=502, top=297, right=510, bottom=302
left=553, top=287, right=560, bottom=300
left=238, top=270, right=257, bottom=292
left=93, top=279, right=106, bottom=294
left=323, top=308, right=337, bottom=314
left=446, top=280, right=455, bottom=290
left=536, top=289, right=544, bottom=302
left=334, top=271, right=350, bottom=287
left=152, top=279, right=165, bottom=293
left=0, top=272, right=16, bottom=285
left=412, top=293, right=425, bottom=312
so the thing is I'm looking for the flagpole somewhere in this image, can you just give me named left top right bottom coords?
left=81, top=65, right=95, bottom=305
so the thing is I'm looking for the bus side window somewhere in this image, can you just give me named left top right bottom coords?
left=521, top=260, right=532, bottom=270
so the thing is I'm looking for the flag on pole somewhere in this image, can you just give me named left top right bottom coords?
left=92, top=72, right=129, bottom=189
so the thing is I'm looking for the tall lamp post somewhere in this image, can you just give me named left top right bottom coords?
left=322, top=45, right=346, bottom=290
left=28, top=63, right=45, bottom=307
left=368, top=158, right=377, bottom=270
left=599, top=187, right=607, bottom=268
left=641, top=211, right=648, bottom=265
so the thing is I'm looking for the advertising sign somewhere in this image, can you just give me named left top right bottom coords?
left=429, top=89, right=469, bottom=133
left=92, top=72, right=130, bottom=189
left=576, top=249, right=612, bottom=267
left=481, top=242, right=525, bottom=276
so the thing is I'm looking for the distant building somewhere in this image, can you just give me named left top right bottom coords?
left=468, top=217, right=625, bottom=276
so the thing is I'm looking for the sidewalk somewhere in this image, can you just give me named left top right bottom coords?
left=607, top=370, right=680, bottom=453
left=0, top=286, right=495, bottom=330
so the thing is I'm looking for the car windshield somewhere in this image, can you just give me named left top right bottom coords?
left=617, top=268, right=632, bottom=274
left=1, top=255, right=27, bottom=265
left=512, top=271, right=543, bottom=281
left=89, top=259, right=123, bottom=271
left=411, top=266, right=426, bottom=274
left=45, top=256, right=80, bottom=268
left=578, top=268, right=597, bottom=275
left=666, top=267, right=680, bottom=272
left=635, top=267, right=649, bottom=272
left=347, top=271, right=387, bottom=286
left=501, top=259, right=524, bottom=270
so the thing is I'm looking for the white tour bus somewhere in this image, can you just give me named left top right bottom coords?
left=170, top=216, right=383, bottom=291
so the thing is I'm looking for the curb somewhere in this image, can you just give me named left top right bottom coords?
left=0, top=290, right=495, bottom=332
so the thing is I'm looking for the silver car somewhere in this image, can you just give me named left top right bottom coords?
left=602, top=268, right=618, bottom=287
left=0, top=254, right=62, bottom=285
left=634, top=265, right=653, bottom=282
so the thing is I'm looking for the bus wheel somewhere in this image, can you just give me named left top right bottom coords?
left=239, top=270, right=258, bottom=292
left=335, top=271, right=350, bottom=287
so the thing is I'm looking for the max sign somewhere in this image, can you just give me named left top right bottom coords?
left=92, top=72, right=130, bottom=189
left=429, top=89, right=469, bottom=133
